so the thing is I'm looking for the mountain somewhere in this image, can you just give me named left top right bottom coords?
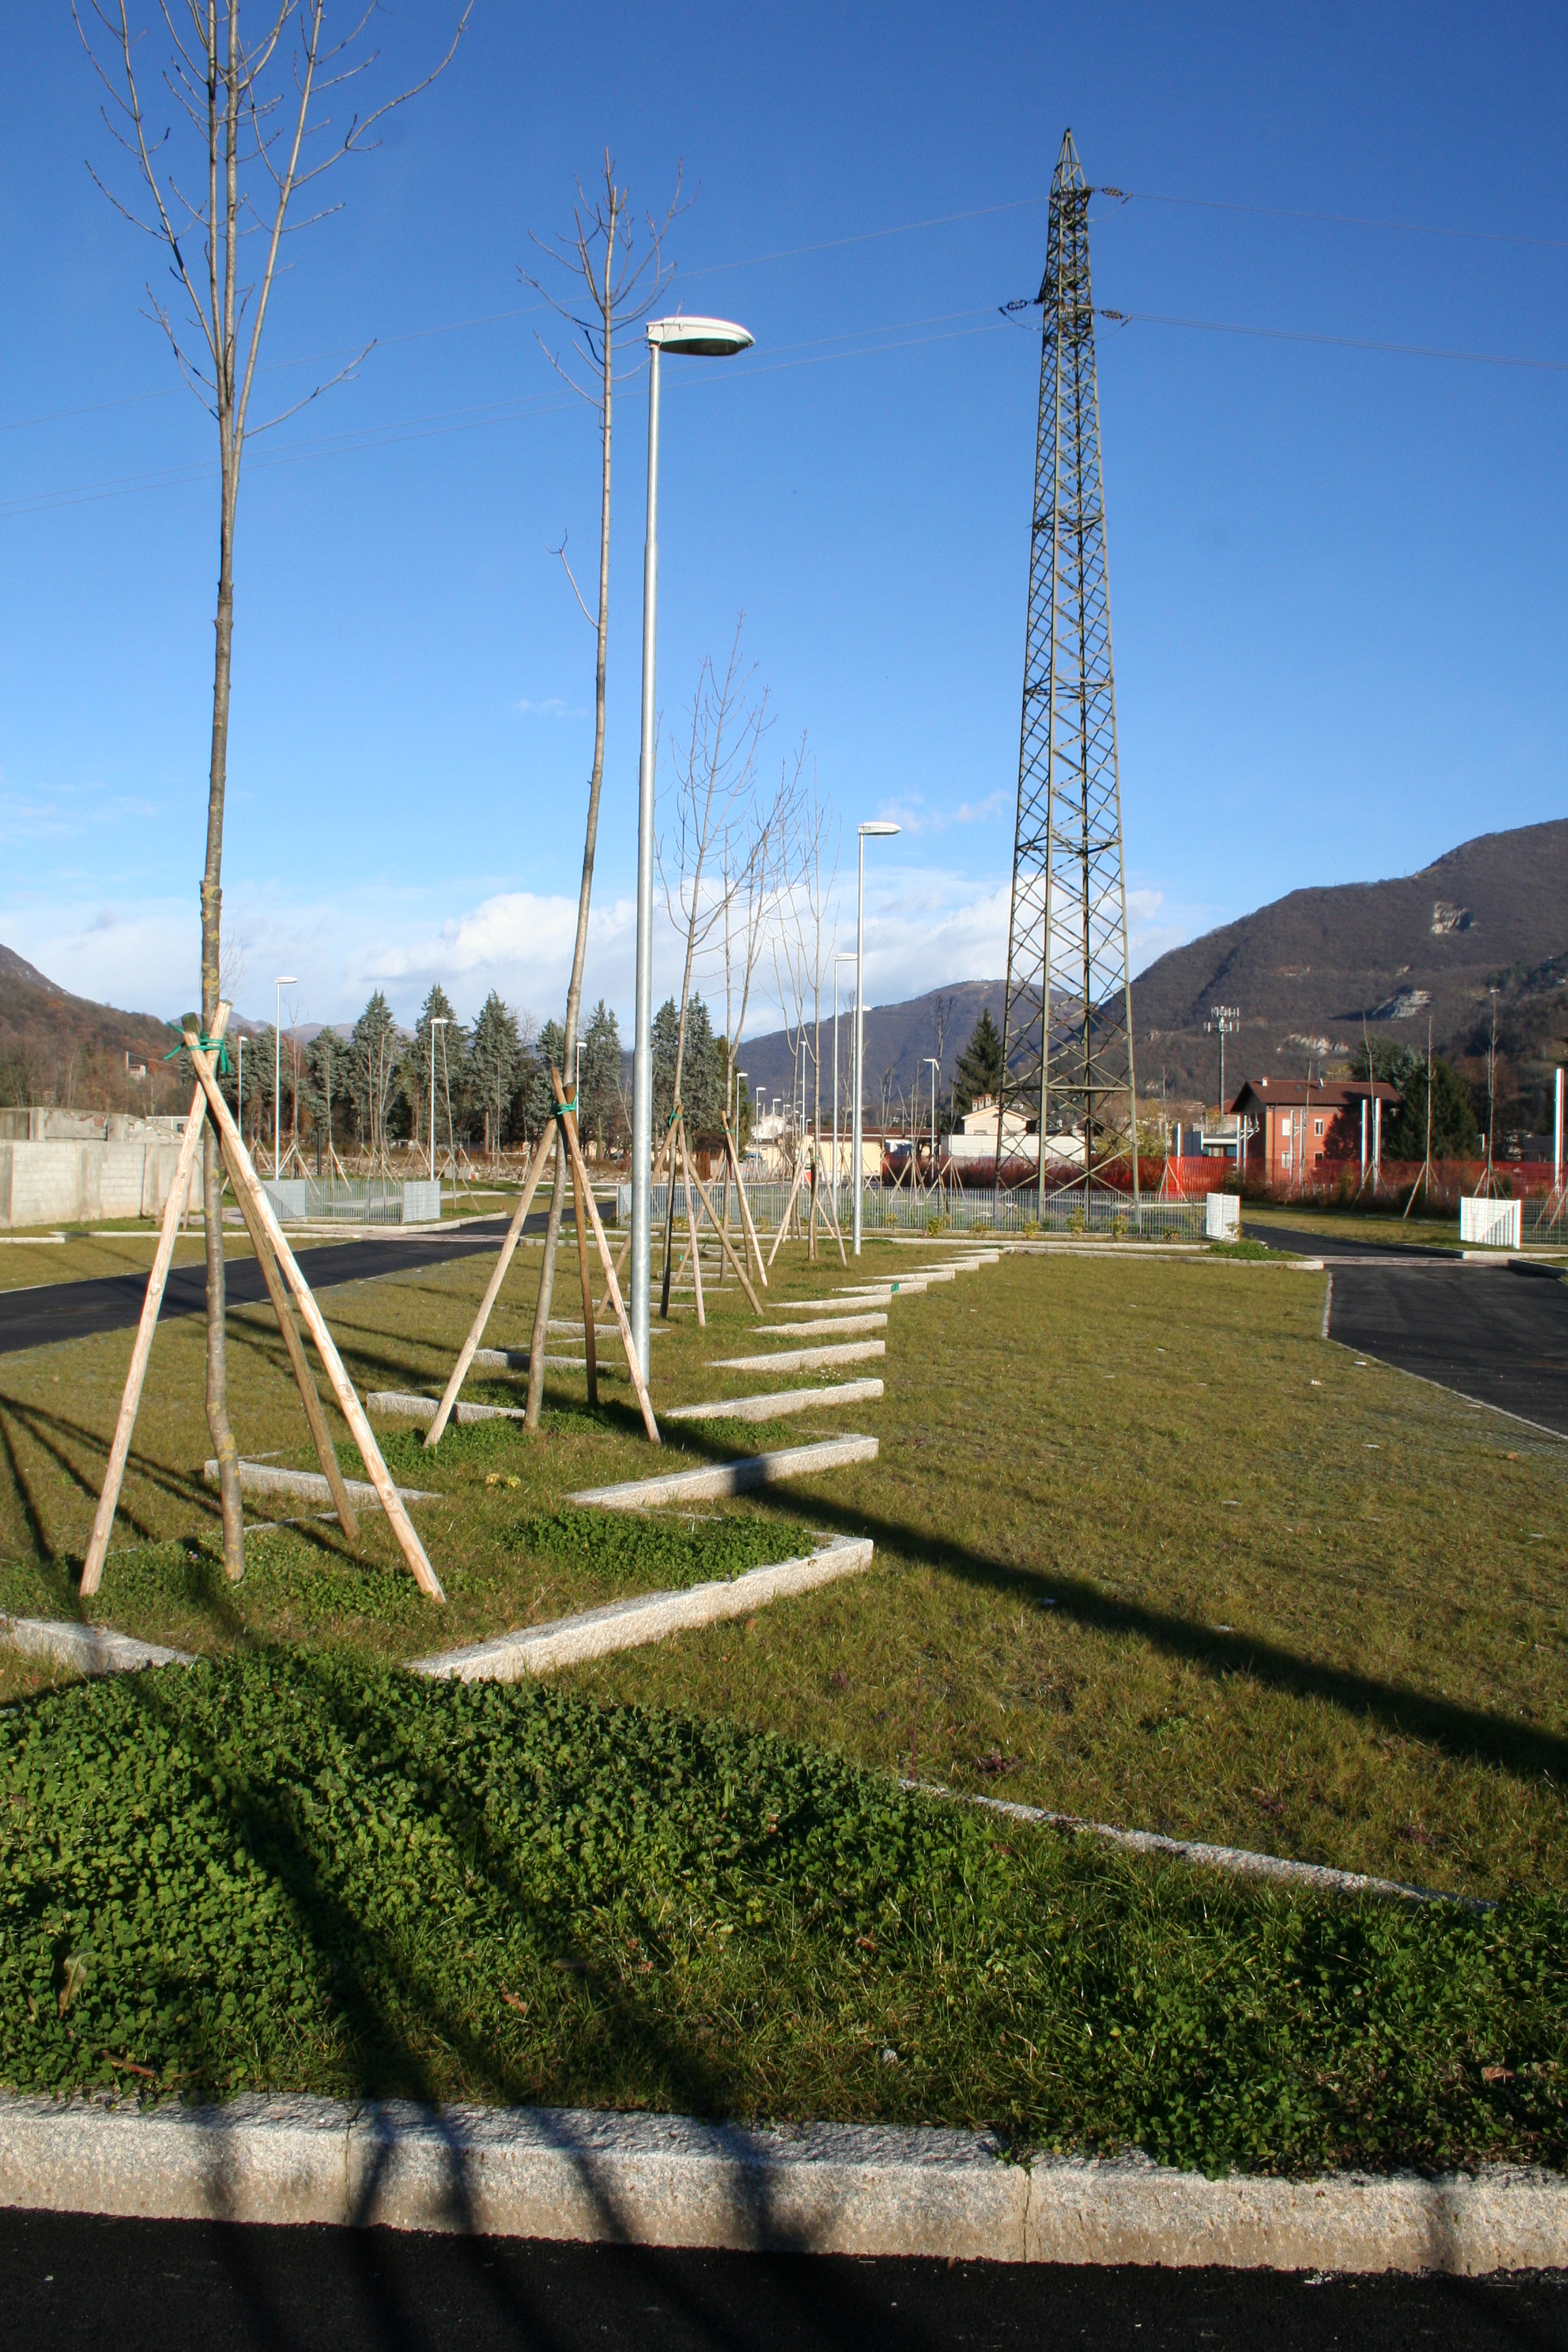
left=1129, top=818, right=1568, bottom=1113
left=730, top=818, right=1568, bottom=1134
left=734, top=979, right=1004, bottom=1119
left=0, top=945, right=184, bottom=1113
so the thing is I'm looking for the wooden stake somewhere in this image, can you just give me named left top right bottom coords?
left=723, top=1118, right=768, bottom=1287
left=766, top=1156, right=807, bottom=1271
left=678, top=1120, right=706, bottom=1326
left=814, top=1150, right=850, bottom=1268
left=677, top=1147, right=762, bottom=1313
left=185, top=1046, right=446, bottom=1601
left=597, top=1116, right=678, bottom=1314
left=80, top=1012, right=229, bottom=1597
left=570, top=1145, right=599, bottom=1406
left=425, top=1122, right=556, bottom=1446
left=550, top=1070, right=659, bottom=1444
left=219, top=1134, right=360, bottom=1544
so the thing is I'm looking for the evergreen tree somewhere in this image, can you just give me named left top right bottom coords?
left=410, top=983, right=467, bottom=1155
left=952, top=1007, right=1004, bottom=1117
left=349, top=992, right=401, bottom=1156
left=580, top=998, right=625, bottom=1156
left=1385, top=1053, right=1480, bottom=1160
left=470, top=992, right=523, bottom=1152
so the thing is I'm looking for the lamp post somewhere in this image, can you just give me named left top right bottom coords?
left=832, top=951, right=855, bottom=1213
left=852, top=822, right=901, bottom=1256
left=274, top=977, right=297, bottom=1179
left=429, top=1017, right=449, bottom=1186
left=1204, top=1003, right=1239, bottom=1159
left=925, top=1056, right=941, bottom=1201
left=235, top=1032, right=244, bottom=1152
left=630, top=314, right=755, bottom=1379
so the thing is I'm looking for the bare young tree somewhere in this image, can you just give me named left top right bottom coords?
left=519, top=155, right=684, bottom=1428
left=76, top=0, right=467, bottom=1577
left=771, top=780, right=841, bottom=1256
left=658, top=622, right=769, bottom=1123
left=721, top=734, right=803, bottom=1125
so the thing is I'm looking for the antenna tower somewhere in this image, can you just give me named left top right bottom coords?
left=997, top=129, right=1139, bottom=1215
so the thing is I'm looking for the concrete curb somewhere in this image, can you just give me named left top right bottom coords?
left=568, top=1435, right=879, bottom=1510
left=714, top=1341, right=885, bottom=1374
left=753, top=1314, right=887, bottom=1337
left=666, top=1379, right=884, bottom=1424
left=471, top=1348, right=589, bottom=1371
left=0, top=2092, right=1562, bottom=2270
left=408, top=1535, right=875, bottom=1682
left=370, top=1391, right=525, bottom=1424
left=0, top=1612, right=195, bottom=1677
left=203, top=1459, right=439, bottom=1509
left=902, top=1780, right=1474, bottom=1909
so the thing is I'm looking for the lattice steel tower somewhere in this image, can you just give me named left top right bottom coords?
left=997, top=129, right=1139, bottom=1211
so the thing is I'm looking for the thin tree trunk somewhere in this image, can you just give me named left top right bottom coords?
left=525, top=201, right=617, bottom=1429
left=202, top=491, right=243, bottom=1580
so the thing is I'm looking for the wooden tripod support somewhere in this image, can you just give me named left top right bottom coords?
left=83, top=1008, right=444, bottom=1603
left=425, top=1119, right=557, bottom=1446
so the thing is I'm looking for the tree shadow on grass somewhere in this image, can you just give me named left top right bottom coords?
left=88, top=1656, right=901, bottom=2339
left=659, top=1423, right=1568, bottom=1791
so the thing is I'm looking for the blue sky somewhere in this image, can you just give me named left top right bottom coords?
left=1, top=1, right=1564, bottom=1038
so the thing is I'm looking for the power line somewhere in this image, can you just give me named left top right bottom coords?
left=0, top=316, right=1010, bottom=521
left=1098, top=186, right=1568, bottom=252
left=1096, top=306, right=1568, bottom=374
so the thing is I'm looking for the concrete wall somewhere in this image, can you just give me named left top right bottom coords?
left=0, top=1139, right=199, bottom=1230
left=0, top=1108, right=191, bottom=1145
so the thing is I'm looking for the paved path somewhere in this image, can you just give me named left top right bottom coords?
left=3, top=2210, right=1565, bottom=2349
left=1252, top=1222, right=1458, bottom=1262
left=0, top=1218, right=532, bottom=1358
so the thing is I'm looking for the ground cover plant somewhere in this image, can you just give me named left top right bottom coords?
left=1, top=1649, right=1564, bottom=2177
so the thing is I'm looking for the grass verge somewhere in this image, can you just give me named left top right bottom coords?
left=1, top=1650, right=1564, bottom=2177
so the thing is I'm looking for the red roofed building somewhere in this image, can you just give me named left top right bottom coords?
left=1227, top=1077, right=1401, bottom=1188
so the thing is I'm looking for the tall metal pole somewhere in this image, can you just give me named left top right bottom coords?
left=852, top=832, right=866, bottom=1256
left=630, top=342, right=662, bottom=1378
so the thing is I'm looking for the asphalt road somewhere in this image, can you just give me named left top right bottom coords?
left=1324, top=1261, right=1568, bottom=1438
left=3, top=2212, right=1565, bottom=2350
left=0, top=1218, right=544, bottom=1358
left=1254, top=1223, right=1459, bottom=1263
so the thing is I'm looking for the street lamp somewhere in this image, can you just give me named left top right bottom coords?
left=852, top=822, right=901, bottom=1256
left=274, top=977, right=297, bottom=1180
left=832, top=951, right=856, bottom=1213
left=429, top=1016, right=449, bottom=1184
left=630, top=313, right=755, bottom=1379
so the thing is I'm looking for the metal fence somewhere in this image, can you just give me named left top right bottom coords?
left=261, top=1177, right=441, bottom=1226
left=612, top=1181, right=1207, bottom=1243
left=1523, top=1194, right=1568, bottom=1245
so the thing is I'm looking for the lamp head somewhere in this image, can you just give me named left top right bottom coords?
left=647, top=315, right=753, bottom=358
left=858, top=821, right=900, bottom=838
left=276, top=975, right=298, bottom=987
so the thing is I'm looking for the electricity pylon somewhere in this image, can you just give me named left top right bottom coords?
left=996, top=128, right=1139, bottom=1214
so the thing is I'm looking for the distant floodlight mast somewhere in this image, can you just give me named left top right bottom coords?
left=852, top=822, right=900, bottom=1256
left=630, top=314, right=755, bottom=1377
left=997, top=129, right=1139, bottom=1221
left=274, top=976, right=297, bottom=1179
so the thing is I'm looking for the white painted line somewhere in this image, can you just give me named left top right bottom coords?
left=1, top=2093, right=1562, bottom=2270
left=203, top=1458, right=439, bottom=1509
left=568, top=1434, right=879, bottom=1510
left=666, top=1379, right=884, bottom=1424
left=0, top=1613, right=196, bottom=1677
left=410, top=1536, right=875, bottom=1681
left=753, top=1314, right=887, bottom=1336
left=714, top=1341, right=885, bottom=1374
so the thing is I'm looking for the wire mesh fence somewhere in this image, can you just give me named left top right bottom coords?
left=261, top=1178, right=440, bottom=1226
left=612, top=1181, right=1207, bottom=1243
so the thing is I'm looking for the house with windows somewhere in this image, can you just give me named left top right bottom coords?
left=1226, top=1076, right=1400, bottom=1187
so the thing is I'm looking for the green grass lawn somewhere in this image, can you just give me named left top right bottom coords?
left=0, top=1225, right=268, bottom=1294
left=3, top=1229, right=1567, bottom=2166
left=1, top=1648, right=1563, bottom=2177
left=3, top=1234, right=1565, bottom=1904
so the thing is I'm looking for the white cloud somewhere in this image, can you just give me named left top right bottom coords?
left=513, top=697, right=585, bottom=717
left=1, top=862, right=1216, bottom=1036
